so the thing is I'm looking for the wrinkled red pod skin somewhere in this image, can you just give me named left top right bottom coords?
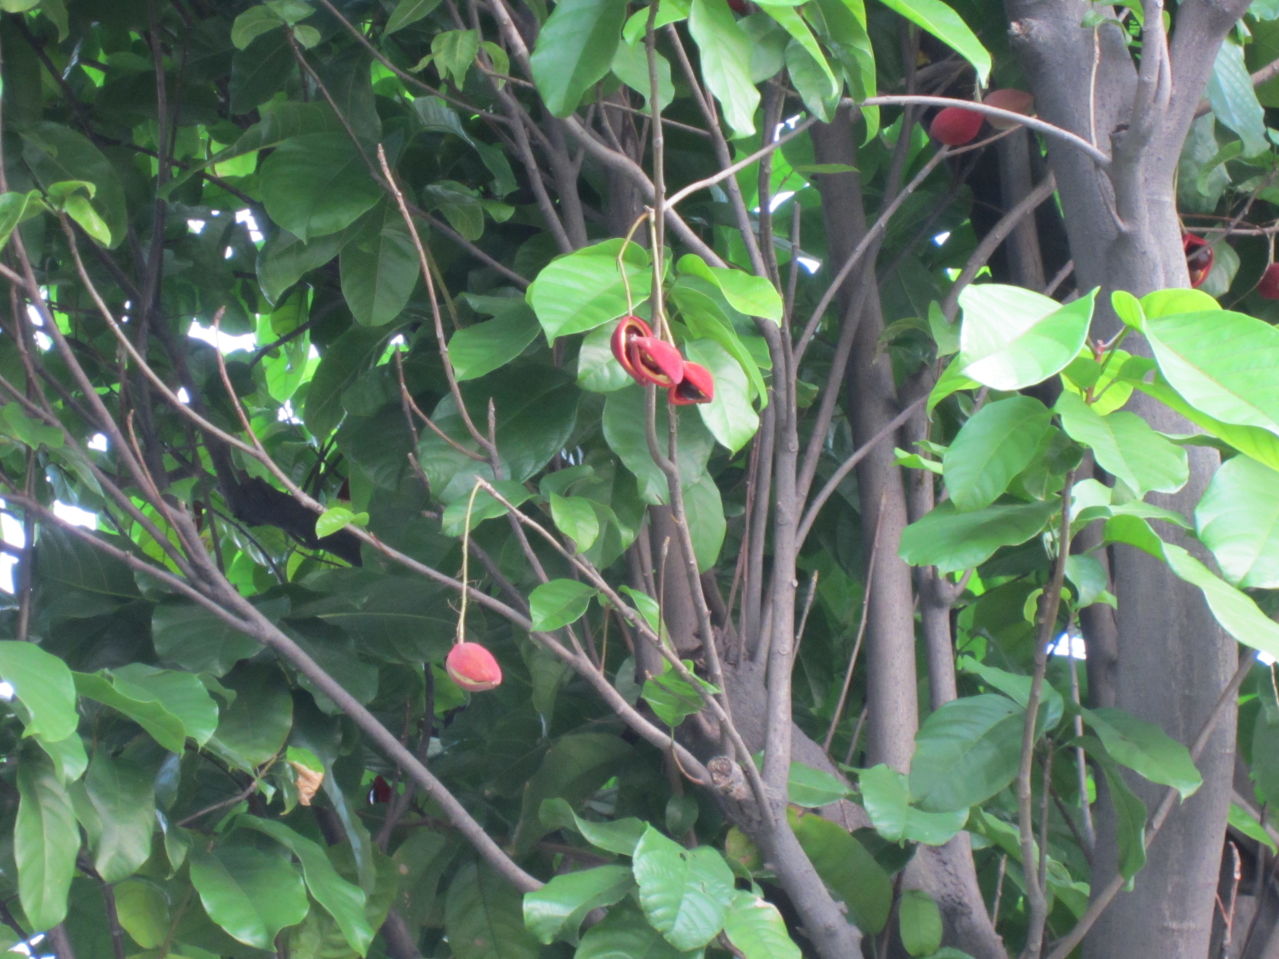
left=610, top=315, right=654, bottom=379
left=446, top=642, right=503, bottom=692
left=929, top=106, right=983, bottom=146
left=626, top=335, right=686, bottom=387
left=1259, top=263, right=1279, bottom=299
left=669, top=361, right=714, bottom=405
left=1183, top=233, right=1214, bottom=289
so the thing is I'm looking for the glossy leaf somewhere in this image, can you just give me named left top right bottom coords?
left=642, top=659, right=718, bottom=728
left=83, top=751, right=156, bottom=882
left=340, top=203, right=420, bottom=326
left=787, top=761, right=852, bottom=808
left=550, top=493, right=601, bottom=551
left=445, top=861, right=543, bottom=958
left=259, top=133, right=381, bottom=241
left=684, top=338, right=758, bottom=454
left=1144, top=310, right=1279, bottom=435
left=16, top=757, right=77, bottom=930
left=190, top=842, right=310, bottom=949
left=522, top=864, right=633, bottom=944
left=942, top=396, right=1053, bottom=510
left=528, top=239, right=651, bottom=342
left=1084, top=707, right=1202, bottom=799
left=789, top=809, right=892, bottom=933
left=688, top=0, right=759, bottom=137
left=529, top=578, right=598, bottom=631
left=899, top=500, right=1059, bottom=573
left=0, top=640, right=78, bottom=742
left=909, top=694, right=1024, bottom=812
left=529, top=0, right=627, bottom=116
left=539, top=797, right=648, bottom=856
left=1195, top=454, right=1279, bottom=588
left=449, top=300, right=540, bottom=381
left=633, top=826, right=735, bottom=950
left=875, top=0, right=989, bottom=82
left=858, top=764, right=967, bottom=846
left=958, top=285, right=1094, bottom=390
left=899, top=889, right=942, bottom=957
left=575, top=903, right=702, bottom=959
left=722, top=890, right=802, bottom=959
left=1056, top=391, right=1188, bottom=495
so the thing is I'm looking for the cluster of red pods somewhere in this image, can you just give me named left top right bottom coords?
left=611, top=315, right=714, bottom=404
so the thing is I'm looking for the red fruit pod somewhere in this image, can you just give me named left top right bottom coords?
left=669, top=361, right=714, bottom=405
left=929, top=106, right=983, bottom=146
left=625, top=336, right=686, bottom=387
left=446, top=642, right=503, bottom=692
left=982, top=88, right=1034, bottom=130
left=1182, top=233, right=1214, bottom=289
left=610, top=315, right=654, bottom=379
left=1259, top=263, right=1279, bottom=300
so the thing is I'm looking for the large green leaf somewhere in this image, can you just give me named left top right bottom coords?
left=789, top=810, right=892, bottom=933
left=858, top=764, right=967, bottom=846
left=0, top=640, right=77, bottom=742
left=527, top=239, right=651, bottom=342
left=1196, top=454, right=1279, bottom=588
left=909, top=693, right=1024, bottom=812
left=339, top=203, right=420, bottom=327
left=1208, top=39, right=1267, bottom=156
left=239, top=816, right=374, bottom=955
left=683, top=472, right=727, bottom=571
left=529, top=578, right=598, bottom=631
left=899, top=500, right=1058, bottom=573
left=898, top=889, right=942, bottom=958
left=513, top=733, right=634, bottom=853
left=874, top=0, right=989, bottom=82
left=632, top=827, right=735, bottom=950
left=449, top=298, right=540, bottom=381
left=538, top=798, right=648, bottom=856
left=687, top=0, right=760, bottom=137
left=16, top=757, right=78, bottom=930
left=259, top=133, right=382, bottom=241
left=1083, top=707, right=1202, bottom=799
left=152, top=601, right=261, bottom=676
left=602, top=387, right=716, bottom=503
left=957, top=285, right=1094, bottom=390
left=1090, top=747, right=1147, bottom=880
left=722, top=890, right=802, bottom=959
left=575, top=904, right=702, bottom=958
left=1144, top=310, right=1279, bottom=435
left=1055, top=390, right=1188, bottom=495
left=445, top=862, right=542, bottom=958
left=207, top=663, right=294, bottom=772
left=190, top=841, right=310, bottom=949
left=75, top=671, right=188, bottom=753
left=523, top=864, right=634, bottom=944
left=82, top=751, right=156, bottom=882
left=20, top=121, right=126, bottom=246
left=942, top=396, right=1053, bottom=510
left=684, top=338, right=759, bottom=454
left=529, top=0, right=627, bottom=116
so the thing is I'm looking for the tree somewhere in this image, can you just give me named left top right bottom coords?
left=1, top=0, right=1278, bottom=956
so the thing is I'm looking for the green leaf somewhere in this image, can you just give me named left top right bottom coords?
left=60, top=190, right=112, bottom=245
left=538, top=797, right=648, bottom=856
left=16, top=757, right=77, bottom=930
left=1057, top=390, right=1189, bottom=495
left=641, top=659, right=718, bottom=728
left=722, top=890, right=802, bottom=959
left=528, top=239, right=650, bottom=341
left=1144, top=310, right=1279, bottom=436
left=1083, top=707, right=1202, bottom=799
left=1229, top=802, right=1276, bottom=854
left=575, top=903, right=703, bottom=958
left=432, top=29, right=480, bottom=86
left=1130, top=374, right=1279, bottom=474
left=231, top=5, right=284, bottom=49
left=340, top=203, right=420, bottom=327
left=1105, top=517, right=1279, bottom=662
left=688, top=0, right=760, bottom=137
left=83, top=751, right=156, bottom=882
left=611, top=40, right=675, bottom=111
left=858, top=764, right=967, bottom=846
left=239, top=816, right=375, bottom=955
left=260, top=134, right=382, bottom=241
left=190, top=841, right=310, bottom=949
left=152, top=601, right=262, bottom=676
left=676, top=255, right=782, bottom=322
left=633, top=827, right=735, bottom=950
left=257, top=228, right=347, bottom=305
left=529, top=0, right=627, bottom=116
left=1208, top=39, right=1267, bottom=156
left=899, top=500, right=1058, bottom=573
left=899, top=889, right=942, bottom=957
left=685, top=338, right=759, bottom=454
left=0, top=189, right=45, bottom=251
left=942, top=396, right=1053, bottom=510
left=529, top=578, right=598, bottom=631
left=0, top=640, right=78, bottom=742
left=522, top=864, right=633, bottom=944
left=440, top=480, right=531, bottom=535
left=957, top=285, right=1094, bottom=390
left=386, top=0, right=442, bottom=34
left=113, top=879, right=170, bottom=949
left=787, top=761, right=852, bottom=807
left=1196, top=455, right=1279, bottom=588
left=602, top=387, right=715, bottom=503
left=74, top=671, right=187, bottom=753
left=21, top=122, right=127, bottom=248
left=514, top=734, right=634, bottom=854
left=207, top=664, right=294, bottom=771
left=789, top=809, right=892, bottom=933
left=682, top=472, right=726, bottom=571
left=315, top=505, right=368, bottom=538
left=450, top=302, right=540, bottom=380
left=445, top=862, right=542, bottom=958
left=909, top=694, right=1023, bottom=812
left=1092, top=749, right=1147, bottom=879
left=550, top=493, right=601, bottom=551
left=874, top=0, right=989, bottom=82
